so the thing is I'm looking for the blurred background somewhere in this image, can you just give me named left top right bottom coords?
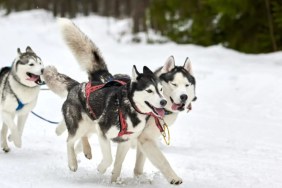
left=0, top=0, right=281, bottom=54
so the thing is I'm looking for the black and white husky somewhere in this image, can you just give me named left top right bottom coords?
left=43, top=19, right=167, bottom=172
left=110, top=56, right=196, bottom=184
left=135, top=57, right=196, bottom=183
left=0, top=47, right=44, bottom=152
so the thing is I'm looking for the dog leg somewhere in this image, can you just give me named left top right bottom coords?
left=17, top=113, right=29, bottom=141
left=97, top=135, right=112, bottom=174
left=2, top=112, right=21, bottom=148
left=74, top=139, right=83, bottom=154
left=1, top=123, right=10, bottom=152
left=138, top=139, right=183, bottom=185
left=111, top=142, right=131, bottom=183
left=55, top=120, right=66, bottom=136
left=134, top=144, right=147, bottom=176
left=67, top=135, right=78, bottom=172
left=82, top=137, right=92, bottom=160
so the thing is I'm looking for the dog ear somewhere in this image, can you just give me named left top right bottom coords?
left=26, top=46, right=34, bottom=53
left=132, top=65, right=140, bottom=82
left=17, top=48, right=22, bottom=56
left=183, top=57, right=193, bottom=75
left=143, top=66, right=153, bottom=75
left=161, top=56, right=175, bottom=74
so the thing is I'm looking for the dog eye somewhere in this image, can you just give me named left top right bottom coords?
left=171, top=83, right=177, bottom=86
left=160, top=88, right=163, bottom=91
left=185, top=84, right=189, bottom=87
left=146, top=89, right=153, bottom=93
left=29, top=63, right=34, bottom=66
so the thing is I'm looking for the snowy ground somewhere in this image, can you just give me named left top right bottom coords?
left=1, top=10, right=282, bottom=188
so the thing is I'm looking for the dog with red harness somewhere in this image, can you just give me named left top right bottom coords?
left=43, top=62, right=167, bottom=172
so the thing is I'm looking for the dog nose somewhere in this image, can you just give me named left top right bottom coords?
left=180, top=94, right=188, bottom=101
left=41, top=68, right=44, bottom=74
left=160, top=99, right=167, bottom=107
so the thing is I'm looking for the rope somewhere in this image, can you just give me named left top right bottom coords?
left=31, top=111, right=59, bottom=124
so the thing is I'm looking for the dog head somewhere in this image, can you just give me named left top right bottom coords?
left=130, top=65, right=167, bottom=118
left=159, top=56, right=196, bottom=112
left=11, top=46, right=44, bottom=87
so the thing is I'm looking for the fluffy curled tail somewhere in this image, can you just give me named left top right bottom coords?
left=58, top=18, right=110, bottom=81
left=43, top=66, right=79, bottom=98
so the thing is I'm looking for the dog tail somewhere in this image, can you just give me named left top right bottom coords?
left=43, top=66, right=79, bottom=98
left=58, top=18, right=110, bottom=81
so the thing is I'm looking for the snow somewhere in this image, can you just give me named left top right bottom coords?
left=1, top=10, right=282, bottom=188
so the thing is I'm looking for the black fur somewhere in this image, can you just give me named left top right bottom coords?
left=61, top=69, right=160, bottom=142
left=159, top=66, right=195, bottom=85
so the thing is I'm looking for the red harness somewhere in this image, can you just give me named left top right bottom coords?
left=85, top=80, right=133, bottom=137
left=85, top=80, right=174, bottom=138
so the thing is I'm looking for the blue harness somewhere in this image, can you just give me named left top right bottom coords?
left=16, top=98, right=25, bottom=111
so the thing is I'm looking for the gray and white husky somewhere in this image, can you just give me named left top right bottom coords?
left=0, top=47, right=44, bottom=152
left=43, top=19, right=167, bottom=172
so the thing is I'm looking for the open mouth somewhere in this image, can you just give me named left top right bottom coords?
left=170, top=97, right=185, bottom=111
left=26, top=72, right=44, bottom=85
left=145, top=101, right=165, bottom=118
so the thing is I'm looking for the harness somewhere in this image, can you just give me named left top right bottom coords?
left=85, top=80, right=133, bottom=137
left=16, top=98, right=25, bottom=111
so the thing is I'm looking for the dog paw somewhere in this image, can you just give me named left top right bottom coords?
left=134, top=168, right=143, bottom=176
left=97, top=163, right=109, bottom=174
left=2, top=146, right=10, bottom=153
left=111, top=173, right=120, bottom=183
left=170, top=177, right=183, bottom=185
left=84, top=152, right=92, bottom=160
left=8, top=133, right=22, bottom=148
left=97, top=159, right=112, bottom=174
left=68, top=162, right=78, bottom=172
left=111, top=176, right=123, bottom=184
left=13, top=137, right=22, bottom=148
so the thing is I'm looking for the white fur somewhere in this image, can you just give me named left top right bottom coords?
left=0, top=54, right=43, bottom=151
left=164, top=72, right=195, bottom=110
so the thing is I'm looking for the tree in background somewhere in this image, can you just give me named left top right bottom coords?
left=0, top=0, right=281, bottom=53
left=148, top=0, right=282, bottom=53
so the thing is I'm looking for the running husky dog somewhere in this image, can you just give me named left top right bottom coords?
left=0, top=47, right=44, bottom=152
left=111, top=56, right=197, bottom=184
left=53, top=19, right=196, bottom=185
left=43, top=19, right=167, bottom=173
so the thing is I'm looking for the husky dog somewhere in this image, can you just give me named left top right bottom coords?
left=110, top=56, right=196, bottom=184
left=43, top=19, right=167, bottom=172
left=0, top=47, right=44, bottom=152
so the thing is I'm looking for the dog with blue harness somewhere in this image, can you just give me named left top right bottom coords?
left=0, top=46, right=44, bottom=152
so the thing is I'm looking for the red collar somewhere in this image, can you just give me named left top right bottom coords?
left=131, top=103, right=165, bottom=134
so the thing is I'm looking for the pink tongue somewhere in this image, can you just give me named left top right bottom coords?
left=172, top=103, right=181, bottom=110
left=27, top=75, right=39, bottom=81
left=155, top=108, right=165, bottom=118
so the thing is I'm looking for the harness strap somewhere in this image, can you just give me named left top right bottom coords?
left=118, top=109, right=133, bottom=137
left=16, top=98, right=25, bottom=111
left=85, top=80, right=131, bottom=137
left=85, top=82, right=105, bottom=119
